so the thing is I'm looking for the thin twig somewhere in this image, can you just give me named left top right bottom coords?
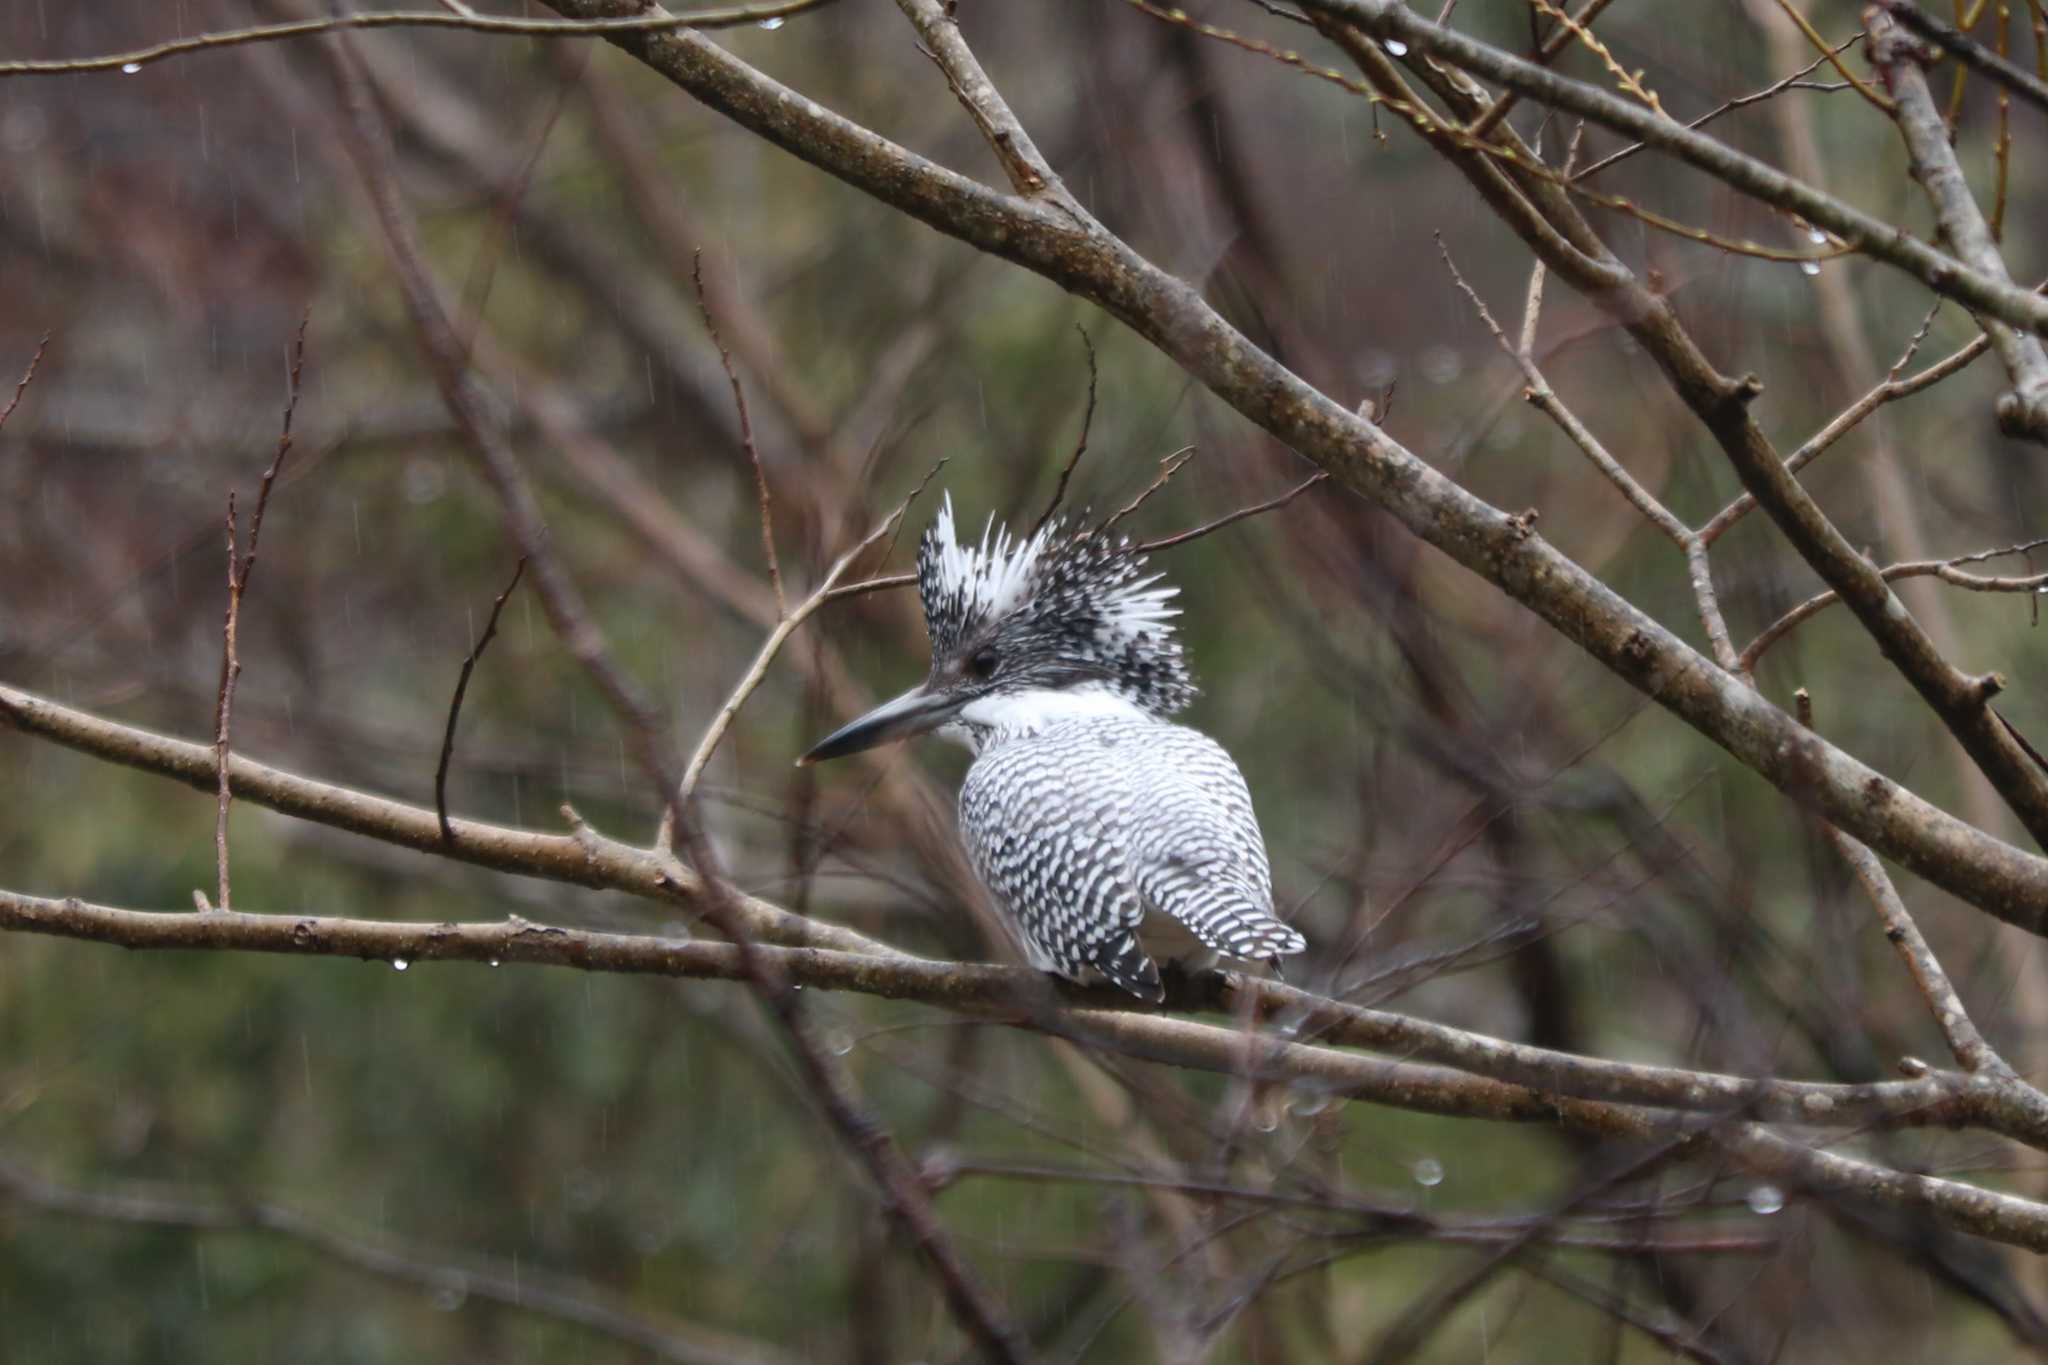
left=1436, top=236, right=1691, bottom=544
left=1099, top=446, right=1195, bottom=537
left=947, top=1159, right=1777, bottom=1253
left=1517, top=254, right=1548, bottom=360
left=1771, top=0, right=1895, bottom=110
left=819, top=569, right=917, bottom=604
left=1794, top=691, right=2046, bottom=1110
left=0, top=333, right=50, bottom=433
left=213, top=317, right=308, bottom=912
left=1698, top=327, right=1989, bottom=545
left=671, top=465, right=944, bottom=814
left=435, top=557, right=528, bottom=842
left=1573, top=37, right=1855, bottom=181
left=693, top=250, right=785, bottom=617
left=0, top=0, right=838, bottom=77
left=1741, top=538, right=2048, bottom=671
left=1029, top=326, right=1097, bottom=540
left=823, top=469, right=1330, bottom=598
left=1136, top=474, right=1330, bottom=554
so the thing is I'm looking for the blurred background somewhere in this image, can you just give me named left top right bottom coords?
left=5, top=0, right=2048, bottom=1359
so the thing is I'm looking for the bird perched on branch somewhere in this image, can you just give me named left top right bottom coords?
left=799, top=495, right=1306, bottom=1000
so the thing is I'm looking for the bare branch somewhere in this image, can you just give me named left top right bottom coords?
left=1029, top=326, right=1098, bottom=540
left=672, top=467, right=942, bottom=816
left=435, top=557, right=528, bottom=843
left=895, top=0, right=1064, bottom=200
left=1436, top=235, right=1689, bottom=545
left=1573, top=36, right=1854, bottom=182
left=1698, top=326, right=1990, bottom=547
left=1880, top=0, right=2048, bottom=116
left=1528, top=0, right=1669, bottom=117
left=12, top=687, right=2048, bottom=1148
left=1768, top=0, right=1895, bottom=111
left=213, top=316, right=308, bottom=912
left=1100, top=445, right=1195, bottom=537
left=693, top=250, right=786, bottom=617
left=0, top=1, right=839, bottom=78
left=1740, top=539, right=2048, bottom=672
left=1871, top=11, right=2048, bottom=441
left=946, top=1159, right=1778, bottom=1254
left=1135, top=474, right=1330, bottom=555
left=0, top=332, right=49, bottom=434
left=12, top=885, right=2048, bottom=1251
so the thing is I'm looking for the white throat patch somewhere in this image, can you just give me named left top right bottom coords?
left=943, top=684, right=1150, bottom=752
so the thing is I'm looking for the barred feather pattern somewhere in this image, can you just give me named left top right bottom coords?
left=958, top=712, right=1307, bottom=1001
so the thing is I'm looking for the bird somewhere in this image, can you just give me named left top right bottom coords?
left=798, top=494, right=1306, bottom=1000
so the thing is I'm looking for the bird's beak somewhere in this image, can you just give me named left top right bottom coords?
left=796, top=684, right=961, bottom=766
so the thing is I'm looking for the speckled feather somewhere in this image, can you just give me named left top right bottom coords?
left=959, top=715, right=1305, bottom=999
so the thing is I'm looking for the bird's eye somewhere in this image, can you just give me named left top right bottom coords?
left=967, top=648, right=1000, bottom=680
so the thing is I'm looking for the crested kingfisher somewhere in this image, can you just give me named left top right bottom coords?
left=800, top=496, right=1305, bottom=1000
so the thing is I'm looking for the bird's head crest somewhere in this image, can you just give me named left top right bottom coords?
left=913, top=494, right=1195, bottom=717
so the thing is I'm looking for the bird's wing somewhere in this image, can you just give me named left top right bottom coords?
left=958, top=727, right=1161, bottom=999
left=1126, top=728, right=1307, bottom=964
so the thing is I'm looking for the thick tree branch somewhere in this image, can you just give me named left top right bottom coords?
left=10, top=888, right=2048, bottom=1251
left=0, top=680, right=889, bottom=955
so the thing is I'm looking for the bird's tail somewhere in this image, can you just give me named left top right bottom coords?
left=1150, top=880, right=1306, bottom=964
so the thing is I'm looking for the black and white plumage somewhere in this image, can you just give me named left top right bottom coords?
left=800, top=495, right=1306, bottom=1000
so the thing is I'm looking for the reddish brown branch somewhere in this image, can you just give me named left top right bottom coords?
left=1099, top=445, right=1195, bottom=537
left=692, top=250, right=786, bottom=617
left=1135, top=473, right=1331, bottom=555
left=1029, top=325, right=1098, bottom=539
left=212, top=315, right=308, bottom=911
left=0, top=332, right=50, bottom=434
left=435, top=557, right=528, bottom=842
